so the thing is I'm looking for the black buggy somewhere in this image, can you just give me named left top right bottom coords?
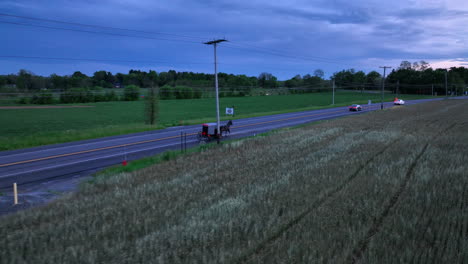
left=197, top=120, right=233, bottom=143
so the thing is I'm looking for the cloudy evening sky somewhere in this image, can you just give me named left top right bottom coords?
left=1, top=0, right=467, bottom=79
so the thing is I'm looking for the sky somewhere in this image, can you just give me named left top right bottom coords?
left=0, top=0, right=467, bottom=80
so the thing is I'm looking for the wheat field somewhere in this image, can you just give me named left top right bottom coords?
left=1, top=99, right=467, bottom=263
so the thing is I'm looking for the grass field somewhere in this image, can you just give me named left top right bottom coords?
left=1, top=99, right=467, bottom=263
left=0, top=91, right=434, bottom=151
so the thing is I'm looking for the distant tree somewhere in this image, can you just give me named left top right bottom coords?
left=313, top=69, right=324, bottom=78
left=449, top=71, right=465, bottom=95
left=16, top=69, right=33, bottom=90
left=69, top=71, right=91, bottom=88
left=258, top=72, right=277, bottom=88
left=93, top=71, right=113, bottom=88
left=48, top=74, right=66, bottom=90
left=145, top=85, right=159, bottom=125
left=303, top=75, right=323, bottom=92
left=123, top=85, right=140, bottom=101
left=399, top=61, right=413, bottom=70
left=72, top=71, right=87, bottom=79
left=419, top=61, right=431, bottom=71
left=353, top=71, right=366, bottom=91
left=115, top=73, right=125, bottom=84
left=148, top=70, right=158, bottom=84
left=159, top=85, right=174, bottom=100
left=366, top=71, right=381, bottom=89
left=285, top=74, right=303, bottom=88
left=332, top=69, right=355, bottom=87
left=0, top=75, right=6, bottom=87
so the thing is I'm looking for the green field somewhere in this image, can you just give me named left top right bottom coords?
left=1, top=99, right=466, bottom=263
left=0, top=91, right=435, bottom=150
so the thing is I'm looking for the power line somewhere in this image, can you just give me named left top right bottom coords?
left=0, top=12, right=207, bottom=41
left=0, top=20, right=202, bottom=44
left=223, top=43, right=344, bottom=64
left=0, top=55, right=212, bottom=65
left=225, top=41, right=345, bottom=64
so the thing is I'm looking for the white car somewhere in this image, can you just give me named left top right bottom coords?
left=394, top=99, right=405, bottom=105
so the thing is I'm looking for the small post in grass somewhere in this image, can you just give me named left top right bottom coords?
left=13, top=182, right=18, bottom=205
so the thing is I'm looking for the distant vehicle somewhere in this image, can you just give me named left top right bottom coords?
left=349, top=104, right=362, bottom=111
left=394, top=98, right=405, bottom=105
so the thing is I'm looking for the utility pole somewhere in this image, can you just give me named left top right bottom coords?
left=379, top=66, right=392, bottom=110
left=332, top=79, right=335, bottom=105
left=204, top=39, right=227, bottom=143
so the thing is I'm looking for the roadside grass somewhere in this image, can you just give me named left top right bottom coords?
left=1, top=99, right=466, bottom=263
left=92, top=123, right=291, bottom=179
left=0, top=91, right=435, bottom=151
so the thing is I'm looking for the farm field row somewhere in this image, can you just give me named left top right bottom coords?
left=0, top=91, right=435, bottom=151
left=1, top=99, right=466, bottom=263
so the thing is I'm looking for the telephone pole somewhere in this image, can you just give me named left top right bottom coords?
left=379, top=66, right=392, bottom=110
left=204, top=39, right=227, bottom=143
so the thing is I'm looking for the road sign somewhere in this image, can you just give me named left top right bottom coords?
left=226, top=107, right=234, bottom=115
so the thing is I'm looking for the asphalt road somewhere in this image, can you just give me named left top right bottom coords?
left=0, top=97, right=450, bottom=189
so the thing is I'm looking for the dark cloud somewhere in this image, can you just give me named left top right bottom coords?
left=0, top=0, right=467, bottom=78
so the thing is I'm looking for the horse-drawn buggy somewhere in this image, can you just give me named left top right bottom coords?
left=197, top=120, right=232, bottom=143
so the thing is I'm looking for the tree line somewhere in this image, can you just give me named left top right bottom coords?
left=1, top=62, right=467, bottom=99
left=0, top=69, right=262, bottom=91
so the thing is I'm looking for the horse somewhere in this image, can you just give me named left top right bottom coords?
left=220, top=120, right=233, bottom=136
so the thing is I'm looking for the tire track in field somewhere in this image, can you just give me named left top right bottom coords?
left=456, top=183, right=467, bottom=259
left=232, top=137, right=399, bottom=264
left=430, top=211, right=451, bottom=264
left=347, top=143, right=430, bottom=264
left=436, top=181, right=466, bottom=263
left=434, top=177, right=461, bottom=263
left=233, top=118, right=453, bottom=264
left=347, top=123, right=457, bottom=264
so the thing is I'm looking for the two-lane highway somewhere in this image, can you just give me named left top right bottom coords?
left=0, top=98, right=447, bottom=189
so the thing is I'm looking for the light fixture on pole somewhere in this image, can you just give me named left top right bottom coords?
left=204, top=39, right=227, bottom=143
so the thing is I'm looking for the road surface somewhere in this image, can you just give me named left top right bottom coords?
left=0, top=98, right=450, bottom=190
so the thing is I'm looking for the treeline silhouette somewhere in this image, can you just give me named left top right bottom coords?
left=1, top=61, right=467, bottom=104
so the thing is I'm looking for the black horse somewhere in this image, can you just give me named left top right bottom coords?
left=220, top=120, right=233, bottom=136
